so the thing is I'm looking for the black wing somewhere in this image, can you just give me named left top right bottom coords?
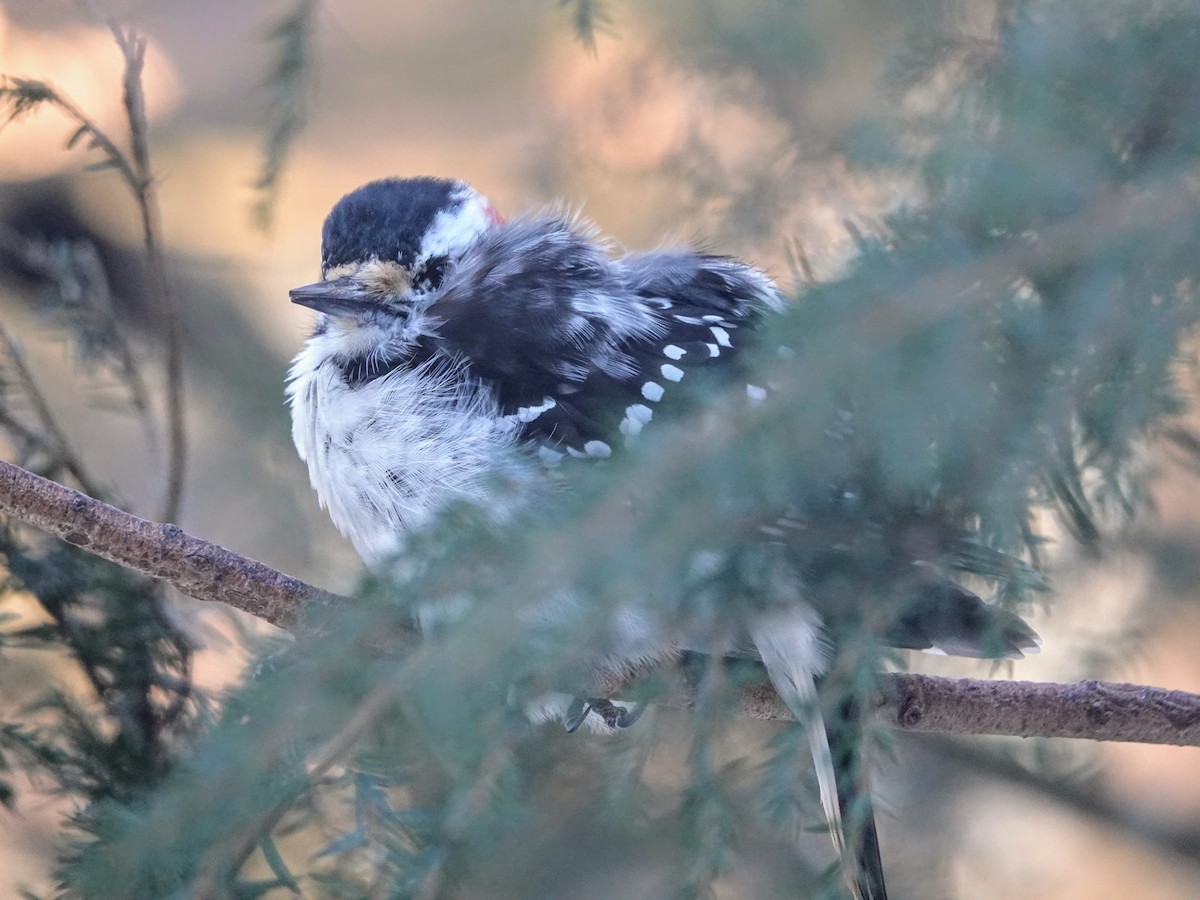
left=428, top=215, right=782, bottom=458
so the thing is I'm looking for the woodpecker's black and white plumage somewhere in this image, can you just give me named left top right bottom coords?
left=288, top=176, right=1041, bottom=900
left=288, top=177, right=782, bottom=562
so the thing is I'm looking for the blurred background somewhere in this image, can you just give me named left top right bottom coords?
left=2, top=0, right=1200, bottom=897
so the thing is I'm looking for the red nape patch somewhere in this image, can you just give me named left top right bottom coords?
left=484, top=201, right=505, bottom=226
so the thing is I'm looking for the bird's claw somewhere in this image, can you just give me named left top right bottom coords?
left=563, top=696, right=643, bottom=732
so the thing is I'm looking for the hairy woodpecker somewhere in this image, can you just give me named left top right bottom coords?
left=288, top=176, right=1041, bottom=900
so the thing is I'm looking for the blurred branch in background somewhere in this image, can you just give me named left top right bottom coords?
left=561, top=0, right=612, bottom=56
left=103, top=20, right=186, bottom=523
left=926, top=735, right=1200, bottom=866
left=0, top=323, right=100, bottom=497
left=252, top=0, right=317, bottom=230
left=0, top=16, right=186, bottom=521
left=0, top=221, right=157, bottom=467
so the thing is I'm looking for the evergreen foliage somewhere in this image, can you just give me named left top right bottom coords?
left=2, top=1, right=1200, bottom=896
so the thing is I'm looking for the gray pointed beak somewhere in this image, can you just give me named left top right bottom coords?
left=289, top=277, right=374, bottom=316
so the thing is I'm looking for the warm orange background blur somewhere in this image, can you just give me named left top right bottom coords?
left=2, top=2, right=1200, bottom=897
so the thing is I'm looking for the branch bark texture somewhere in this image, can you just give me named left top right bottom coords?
left=0, top=459, right=326, bottom=629
left=2, top=459, right=1199, bottom=747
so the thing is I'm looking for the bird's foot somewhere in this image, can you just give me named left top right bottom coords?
left=564, top=695, right=644, bottom=733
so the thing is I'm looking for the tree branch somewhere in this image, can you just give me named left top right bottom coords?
left=2, top=458, right=1199, bottom=747
left=878, top=674, right=1200, bottom=745
left=591, top=664, right=1200, bottom=747
left=0, top=458, right=328, bottom=629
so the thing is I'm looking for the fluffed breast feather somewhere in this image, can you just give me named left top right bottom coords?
left=287, top=348, right=527, bottom=564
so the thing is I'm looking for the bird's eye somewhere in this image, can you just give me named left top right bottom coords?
left=419, top=256, right=449, bottom=290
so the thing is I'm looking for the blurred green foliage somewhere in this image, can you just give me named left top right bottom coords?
left=3, top=0, right=1200, bottom=896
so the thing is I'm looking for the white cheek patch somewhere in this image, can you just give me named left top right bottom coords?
left=419, top=187, right=494, bottom=261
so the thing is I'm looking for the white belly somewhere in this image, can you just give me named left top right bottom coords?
left=288, top=347, right=523, bottom=565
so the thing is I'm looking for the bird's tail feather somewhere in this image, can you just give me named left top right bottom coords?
left=826, top=690, right=889, bottom=900
left=749, top=611, right=887, bottom=900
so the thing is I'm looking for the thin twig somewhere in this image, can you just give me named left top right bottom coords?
left=0, top=407, right=53, bottom=460
left=0, top=223, right=159, bottom=452
left=189, top=676, right=409, bottom=900
left=104, top=23, right=187, bottom=523
left=253, top=0, right=318, bottom=229
left=0, top=77, right=140, bottom=191
left=0, top=322, right=102, bottom=496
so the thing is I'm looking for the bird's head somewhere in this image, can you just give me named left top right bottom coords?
left=290, top=177, right=502, bottom=333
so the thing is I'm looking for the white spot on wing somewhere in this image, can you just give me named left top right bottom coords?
left=661, top=364, right=684, bottom=382
left=583, top=440, right=612, bottom=458
left=706, top=343, right=720, bottom=357
left=642, top=382, right=665, bottom=402
left=515, top=396, right=557, bottom=423
left=619, top=403, right=653, bottom=437
left=746, top=384, right=767, bottom=402
left=711, top=326, right=732, bottom=348
left=674, top=315, right=704, bottom=325
left=663, top=344, right=686, bottom=360
left=627, top=404, right=653, bottom=424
